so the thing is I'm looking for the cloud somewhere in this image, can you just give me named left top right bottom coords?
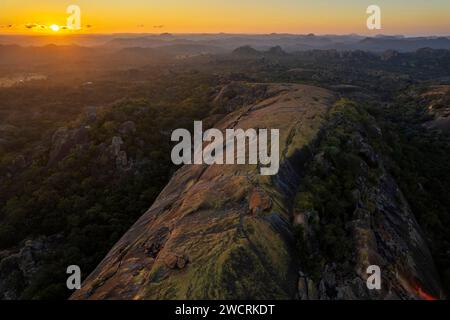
left=24, top=23, right=49, bottom=30
left=25, top=23, right=38, bottom=29
left=153, top=25, right=164, bottom=29
left=19, top=23, right=93, bottom=32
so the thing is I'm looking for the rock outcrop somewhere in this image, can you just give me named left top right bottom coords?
left=296, top=164, right=444, bottom=300
left=71, top=83, right=443, bottom=300
left=71, top=84, right=335, bottom=299
left=422, top=85, right=450, bottom=133
left=0, top=235, right=62, bottom=300
left=48, top=127, right=89, bottom=166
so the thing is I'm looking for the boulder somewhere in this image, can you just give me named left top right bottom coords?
left=248, top=189, right=272, bottom=215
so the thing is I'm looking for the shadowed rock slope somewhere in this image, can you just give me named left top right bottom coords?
left=71, top=84, right=443, bottom=300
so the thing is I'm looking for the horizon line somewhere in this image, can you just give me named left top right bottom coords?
left=1, top=32, right=449, bottom=38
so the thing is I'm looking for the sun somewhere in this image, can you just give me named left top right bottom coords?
left=50, top=24, right=60, bottom=32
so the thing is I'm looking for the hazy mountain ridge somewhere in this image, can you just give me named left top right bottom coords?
left=1, top=34, right=449, bottom=52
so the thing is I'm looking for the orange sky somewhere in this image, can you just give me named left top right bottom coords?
left=1, top=0, right=449, bottom=35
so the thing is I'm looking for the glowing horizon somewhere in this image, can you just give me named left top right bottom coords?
left=1, top=0, right=449, bottom=36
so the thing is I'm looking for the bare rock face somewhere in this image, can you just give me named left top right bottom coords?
left=71, top=84, right=335, bottom=300
left=71, top=83, right=443, bottom=300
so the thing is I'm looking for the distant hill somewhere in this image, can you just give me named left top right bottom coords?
left=2, top=34, right=450, bottom=53
left=232, top=45, right=287, bottom=57
left=351, top=37, right=450, bottom=52
left=232, top=45, right=262, bottom=56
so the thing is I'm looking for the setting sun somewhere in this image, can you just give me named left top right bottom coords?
left=50, top=24, right=60, bottom=32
